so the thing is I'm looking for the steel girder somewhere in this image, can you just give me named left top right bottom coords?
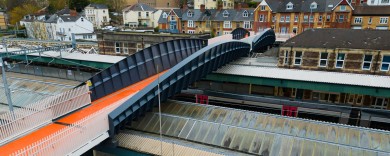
left=86, top=39, right=207, bottom=101
left=231, top=28, right=250, bottom=40
left=108, top=41, right=251, bottom=136
left=252, top=29, right=276, bottom=52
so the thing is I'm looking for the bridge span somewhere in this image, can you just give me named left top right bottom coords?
left=0, top=29, right=276, bottom=155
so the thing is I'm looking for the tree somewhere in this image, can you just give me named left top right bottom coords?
left=69, top=0, right=89, bottom=12
left=90, top=0, right=108, bottom=5
left=48, top=0, right=67, bottom=13
left=9, top=4, right=40, bottom=25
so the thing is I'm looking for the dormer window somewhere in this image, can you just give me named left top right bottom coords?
left=187, top=10, right=193, bottom=17
left=340, top=5, right=346, bottom=11
left=310, top=2, right=317, bottom=9
left=286, top=2, right=293, bottom=10
left=163, top=13, right=168, bottom=18
left=243, top=10, right=248, bottom=17
left=223, top=10, right=229, bottom=17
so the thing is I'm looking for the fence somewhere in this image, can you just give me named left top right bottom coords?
left=0, top=85, right=91, bottom=145
left=10, top=92, right=136, bottom=156
left=8, top=64, right=94, bottom=82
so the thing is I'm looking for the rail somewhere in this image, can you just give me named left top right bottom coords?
left=0, top=85, right=91, bottom=145
left=9, top=92, right=135, bottom=156
left=0, top=45, right=72, bottom=58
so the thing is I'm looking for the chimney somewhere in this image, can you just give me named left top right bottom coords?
left=70, top=9, right=78, bottom=16
left=217, top=4, right=223, bottom=11
left=236, top=3, right=242, bottom=11
left=200, top=4, right=205, bottom=12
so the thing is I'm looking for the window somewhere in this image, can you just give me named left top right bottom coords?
left=338, top=15, right=344, bottom=23
left=348, top=94, right=355, bottom=104
left=354, top=17, right=362, bottom=24
left=138, top=12, right=141, bottom=17
left=380, top=17, right=388, bottom=24
left=261, top=6, right=266, bottom=11
left=146, top=12, right=149, bottom=17
left=318, top=15, right=322, bottom=22
left=187, top=11, right=193, bottom=17
left=368, top=17, right=372, bottom=24
left=223, top=21, right=231, bottom=28
left=284, top=51, right=289, bottom=65
left=319, top=52, right=328, bottom=67
left=223, top=10, right=229, bottom=17
left=68, top=28, right=71, bottom=31
left=244, top=21, right=251, bottom=29
left=280, top=16, right=285, bottom=22
left=381, top=0, right=389, bottom=3
left=115, top=42, right=121, bottom=53
left=170, top=16, right=176, bottom=21
left=372, top=98, right=388, bottom=109
left=286, top=16, right=290, bottom=22
left=163, top=13, right=168, bottom=18
left=336, top=53, right=345, bottom=68
left=310, top=2, right=317, bottom=9
left=304, top=15, right=308, bottom=22
left=188, top=20, right=194, bottom=27
left=206, top=21, right=211, bottom=28
left=223, top=31, right=231, bottom=35
left=81, top=18, right=84, bottom=22
left=356, top=95, right=363, bottom=105
left=103, top=10, right=106, bottom=13
left=243, top=10, right=248, bottom=17
left=123, top=43, right=129, bottom=54
left=103, top=16, right=107, bottom=22
left=286, top=2, right=293, bottom=10
left=187, top=30, right=195, bottom=34
left=170, top=24, right=176, bottom=30
left=309, top=15, right=314, bottom=22
left=326, top=15, right=331, bottom=22
left=272, top=16, right=276, bottom=22
left=259, top=15, right=264, bottom=22
left=381, top=56, right=390, bottom=71
left=340, top=5, right=346, bottom=11
left=362, top=54, right=372, bottom=70
left=294, top=51, right=302, bottom=65
left=294, top=15, right=298, bottom=22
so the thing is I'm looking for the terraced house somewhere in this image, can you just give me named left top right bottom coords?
left=253, top=0, right=354, bottom=34
left=352, top=6, right=390, bottom=30
left=159, top=4, right=254, bottom=35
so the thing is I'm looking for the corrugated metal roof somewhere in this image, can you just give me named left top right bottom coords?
left=130, top=100, right=390, bottom=155
left=27, top=49, right=125, bottom=63
left=116, top=132, right=225, bottom=156
left=214, top=64, right=390, bottom=89
left=230, top=57, right=278, bottom=67
left=0, top=73, right=78, bottom=112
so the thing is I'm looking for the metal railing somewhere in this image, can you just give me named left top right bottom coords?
left=0, top=85, right=91, bottom=145
left=10, top=92, right=135, bottom=156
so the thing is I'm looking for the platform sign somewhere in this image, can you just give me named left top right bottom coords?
left=282, top=105, right=298, bottom=117
left=195, top=94, right=209, bottom=104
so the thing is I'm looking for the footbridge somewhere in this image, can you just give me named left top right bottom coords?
left=0, top=29, right=275, bottom=155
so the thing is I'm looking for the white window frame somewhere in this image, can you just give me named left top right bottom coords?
left=163, top=13, right=168, bottom=18
left=381, top=0, right=389, bottom=3
left=223, top=21, right=231, bottom=28
left=223, top=10, right=229, bottom=17
left=115, top=42, right=121, bottom=53
left=335, top=53, right=345, bottom=68
left=261, top=6, right=266, bottom=11
left=309, top=15, right=314, bottom=23
left=380, top=17, right=388, bottom=24
left=286, top=16, right=290, bottom=22
left=368, top=17, right=372, bottom=24
left=170, top=15, right=176, bottom=21
left=243, top=10, right=248, bottom=17
left=294, top=51, right=303, bottom=65
left=319, top=52, right=328, bottom=67
left=243, top=21, right=251, bottom=29
left=188, top=20, right=194, bottom=28
left=259, top=14, right=264, bottom=22
left=187, top=11, right=193, bottom=17
left=381, top=55, right=390, bottom=71
left=294, top=15, right=298, bottom=22
left=284, top=50, right=289, bottom=65
left=280, top=16, right=285, bottom=22
left=187, top=30, right=195, bottom=34
left=318, top=15, right=322, bottom=22
left=362, top=54, right=373, bottom=70
left=310, top=2, right=317, bottom=9
left=354, top=17, right=362, bottom=24
left=340, top=5, right=346, bottom=11
left=286, top=3, right=293, bottom=10
left=272, top=16, right=276, bottom=22
left=123, top=42, right=129, bottom=54
left=304, top=15, right=308, bottom=22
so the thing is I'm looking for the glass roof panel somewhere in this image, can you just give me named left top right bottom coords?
left=204, top=123, right=219, bottom=145
left=324, top=144, right=339, bottom=156
left=348, top=128, right=360, bottom=147
left=301, top=140, right=314, bottom=156
left=326, top=125, right=338, bottom=143
left=229, top=128, right=246, bottom=150
left=259, top=133, right=275, bottom=156
left=249, top=132, right=264, bottom=154
left=222, top=127, right=237, bottom=148
left=194, top=122, right=210, bottom=142
left=278, top=136, right=294, bottom=156
left=213, top=124, right=228, bottom=146
left=168, top=117, right=187, bottom=136
left=269, top=134, right=282, bottom=156
left=238, top=129, right=256, bottom=153
left=290, top=138, right=303, bottom=156
left=177, top=119, right=195, bottom=138
left=338, top=146, right=351, bottom=156
left=313, top=142, right=326, bottom=156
